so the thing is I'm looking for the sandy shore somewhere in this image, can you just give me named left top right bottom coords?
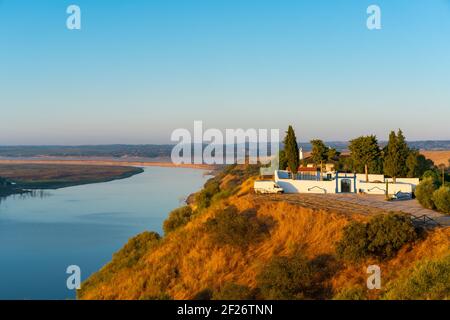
left=0, top=159, right=215, bottom=170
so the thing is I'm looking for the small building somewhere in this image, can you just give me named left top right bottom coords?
left=274, top=170, right=419, bottom=196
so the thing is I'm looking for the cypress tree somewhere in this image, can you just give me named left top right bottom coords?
left=384, top=129, right=410, bottom=183
left=283, top=126, right=300, bottom=176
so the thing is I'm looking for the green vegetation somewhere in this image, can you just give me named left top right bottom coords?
left=212, top=283, right=256, bottom=300
left=278, top=150, right=288, bottom=171
left=383, top=254, right=450, bottom=300
left=163, top=206, right=194, bottom=234
left=415, top=173, right=450, bottom=214
left=205, top=206, right=270, bottom=247
left=415, top=178, right=439, bottom=209
left=195, top=164, right=259, bottom=210
left=406, top=150, right=434, bottom=178
left=383, top=130, right=410, bottom=183
left=333, top=286, right=367, bottom=300
left=111, top=232, right=161, bottom=269
left=256, top=255, right=317, bottom=300
left=337, top=213, right=418, bottom=261
left=283, top=126, right=300, bottom=174
left=348, top=135, right=382, bottom=182
left=432, top=185, right=450, bottom=214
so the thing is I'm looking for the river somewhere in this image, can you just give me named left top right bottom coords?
left=0, top=167, right=208, bottom=300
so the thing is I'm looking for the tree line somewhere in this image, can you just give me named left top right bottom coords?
left=279, top=126, right=436, bottom=182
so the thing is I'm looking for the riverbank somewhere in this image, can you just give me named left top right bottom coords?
left=0, top=159, right=215, bottom=170
left=0, top=164, right=144, bottom=190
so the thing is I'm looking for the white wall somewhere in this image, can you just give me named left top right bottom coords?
left=355, top=174, right=385, bottom=182
left=274, top=171, right=416, bottom=195
left=276, top=179, right=336, bottom=194
left=275, top=170, right=337, bottom=194
left=357, top=182, right=413, bottom=195
left=385, top=178, right=419, bottom=185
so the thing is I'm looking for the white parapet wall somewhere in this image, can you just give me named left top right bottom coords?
left=274, top=170, right=417, bottom=195
left=355, top=174, right=385, bottom=182
left=275, top=170, right=337, bottom=194
left=357, top=182, right=414, bottom=195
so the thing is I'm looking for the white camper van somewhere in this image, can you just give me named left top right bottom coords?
left=254, top=181, right=284, bottom=194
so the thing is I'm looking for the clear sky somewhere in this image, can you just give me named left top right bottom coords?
left=1, top=0, right=449, bottom=144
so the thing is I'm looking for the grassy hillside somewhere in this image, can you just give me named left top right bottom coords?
left=78, top=165, right=450, bottom=300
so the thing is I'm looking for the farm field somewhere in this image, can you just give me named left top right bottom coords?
left=420, top=150, right=450, bottom=166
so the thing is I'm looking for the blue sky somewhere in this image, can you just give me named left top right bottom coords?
left=1, top=0, right=449, bottom=144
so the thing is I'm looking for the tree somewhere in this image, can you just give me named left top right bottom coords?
left=327, top=147, right=340, bottom=162
left=383, top=130, right=410, bottom=183
left=278, top=150, right=288, bottom=170
left=406, top=150, right=434, bottom=178
left=310, top=139, right=328, bottom=165
left=348, top=135, right=382, bottom=182
left=415, top=178, right=438, bottom=209
left=432, top=186, right=450, bottom=214
left=283, top=126, right=300, bottom=176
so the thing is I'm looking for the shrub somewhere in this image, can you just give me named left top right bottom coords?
left=422, top=170, right=441, bottom=184
left=256, top=255, right=316, bottom=300
left=336, top=221, right=368, bottom=261
left=193, top=288, right=213, bottom=300
left=336, top=213, right=418, bottom=261
left=212, top=283, right=256, bottom=300
left=366, top=213, right=418, bottom=259
left=415, top=178, right=438, bottom=209
left=383, top=254, right=450, bottom=300
left=195, top=179, right=221, bottom=210
left=163, top=206, right=194, bottom=234
left=333, top=286, right=367, bottom=300
left=112, top=231, right=161, bottom=268
left=432, top=186, right=450, bottom=214
left=205, top=206, right=269, bottom=247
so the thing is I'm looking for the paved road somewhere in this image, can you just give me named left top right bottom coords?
left=328, top=194, right=450, bottom=226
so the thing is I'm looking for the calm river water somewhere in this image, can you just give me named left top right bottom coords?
left=0, top=167, right=208, bottom=299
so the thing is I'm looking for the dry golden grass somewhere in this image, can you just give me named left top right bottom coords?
left=78, top=173, right=450, bottom=300
left=420, top=150, right=450, bottom=166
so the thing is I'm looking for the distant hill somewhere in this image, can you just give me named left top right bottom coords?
left=299, top=140, right=450, bottom=152
left=0, top=145, right=174, bottom=158
left=0, top=141, right=448, bottom=158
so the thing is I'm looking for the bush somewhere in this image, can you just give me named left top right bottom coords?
left=163, top=206, right=194, bottom=234
left=415, top=178, right=439, bottom=209
left=432, top=186, right=450, bottom=214
left=112, top=231, right=161, bottom=268
left=336, top=213, right=418, bottom=261
left=366, top=213, right=418, bottom=259
left=212, top=283, right=256, bottom=300
left=205, top=206, right=269, bottom=247
left=193, top=288, right=213, bottom=300
left=333, top=286, right=367, bottom=300
left=336, top=221, right=368, bottom=261
left=195, top=180, right=221, bottom=210
left=256, top=255, right=316, bottom=300
left=422, top=170, right=441, bottom=184
left=383, top=255, right=450, bottom=300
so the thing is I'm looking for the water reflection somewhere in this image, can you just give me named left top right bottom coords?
left=0, top=190, right=51, bottom=205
